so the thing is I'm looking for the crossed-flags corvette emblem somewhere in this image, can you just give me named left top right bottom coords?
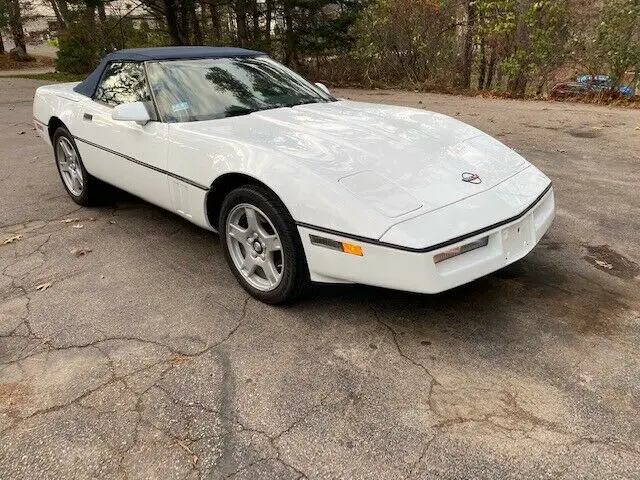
left=461, top=172, right=482, bottom=184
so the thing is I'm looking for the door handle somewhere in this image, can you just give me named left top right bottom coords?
left=83, top=113, right=93, bottom=121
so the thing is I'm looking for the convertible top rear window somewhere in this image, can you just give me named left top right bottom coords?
left=146, top=57, right=335, bottom=123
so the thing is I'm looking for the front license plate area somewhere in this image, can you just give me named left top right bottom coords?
left=502, top=218, right=533, bottom=261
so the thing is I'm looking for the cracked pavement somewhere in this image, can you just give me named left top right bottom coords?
left=1, top=78, right=640, bottom=479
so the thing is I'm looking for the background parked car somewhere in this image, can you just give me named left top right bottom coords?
left=551, top=75, right=635, bottom=99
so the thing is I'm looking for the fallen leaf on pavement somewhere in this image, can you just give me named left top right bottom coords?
left=556, top=149, right=566, bottom=153
left=172, top=355, right=189, bottom=365
left=61, top=218, right=79, bottom=223
left=108, top=220, right=116, bottom=224
left=35, top=282, right=52, bottom=292
left=70, top=248, right=92, bottom=257
left=72, top=224, right=84, bottom=229
left=595, top=259, right=613, bottom=270
left=17, top=131, right=25, bottom=135
left=2, top=234, right=23, bottom=245
left=175, top=440, right=198, bottom=466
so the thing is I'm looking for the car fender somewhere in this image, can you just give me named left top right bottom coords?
left=33, top=83, right=84, bottom=146
left=166, top=124, right=395, bottom=238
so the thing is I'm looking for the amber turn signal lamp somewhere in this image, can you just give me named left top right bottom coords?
left=309, top=235, right=364, bottom=256
left=341, top=242, right=363, bottom=256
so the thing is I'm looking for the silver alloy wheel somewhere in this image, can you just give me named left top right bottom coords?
left=226, top=203, right=284, bottom=292
left=56, top=137, right=84, bottom=196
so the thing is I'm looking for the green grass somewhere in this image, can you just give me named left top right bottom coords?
left=2, top=72, right=85, bottom=82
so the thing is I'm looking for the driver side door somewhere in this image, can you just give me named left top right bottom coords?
left=72, top=61, right=173, bottom=211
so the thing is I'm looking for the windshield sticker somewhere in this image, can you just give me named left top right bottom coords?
left=171, top=102, right=190, bottom=113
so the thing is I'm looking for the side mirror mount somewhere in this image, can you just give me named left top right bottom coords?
left=315, top=82, right=331, bottom=96
left=112, top=101, right=151, bottom=125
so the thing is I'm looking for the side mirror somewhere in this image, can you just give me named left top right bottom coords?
left=315, top=82, right=331, bottom=96
left=112, top=101, right=151, bottom=125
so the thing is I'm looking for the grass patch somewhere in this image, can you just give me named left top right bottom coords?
left=0, top=53, right=55, bottom=70
left=2, top=72, right=84, bottom=82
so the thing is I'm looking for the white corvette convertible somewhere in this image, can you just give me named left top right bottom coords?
left=33, top=47, right=555, bottom=304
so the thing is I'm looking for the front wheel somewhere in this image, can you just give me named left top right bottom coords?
left=219, top=185, right=309, bottom=304
left=53, top=127, right=101, bottom=206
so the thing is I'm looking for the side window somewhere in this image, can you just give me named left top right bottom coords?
left=94, top=62, right=151, bottom=107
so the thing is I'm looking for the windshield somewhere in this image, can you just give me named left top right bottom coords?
left=146, top=56, right=335, bottom=123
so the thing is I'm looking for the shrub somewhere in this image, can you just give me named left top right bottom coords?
left=55, top=24, right=102, bottom=75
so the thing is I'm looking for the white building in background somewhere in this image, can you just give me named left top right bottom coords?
left=2, top=0, right=158, bottom=47
left=1, top=0, right=54, bottom=48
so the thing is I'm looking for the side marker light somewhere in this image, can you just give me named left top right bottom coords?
left=310, top=235, right=364, bottom=256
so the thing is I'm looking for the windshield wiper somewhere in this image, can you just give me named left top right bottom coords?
left=223, top=105, right=260, bottom=118
left=287, top=99, right=323, bottom=107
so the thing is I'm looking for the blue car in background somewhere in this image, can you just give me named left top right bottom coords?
left=551, top=74, right=635, bottom=98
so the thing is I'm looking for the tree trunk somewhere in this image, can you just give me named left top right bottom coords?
left=190, top=1, right=203, bottom=44
left=485, top=42, right=497, bottom=90
left=507, top=5, right=529, bottom=97
left=97, top=2, right=107, bottom=24
left=251, top=0, right=259, bottom=42
left=83, top=0, right=97, bottom=31
left=0, top=35, right=5, bottom=54
left=264, top=0, right=272, bottom=50
left=164, top=0, right=188, bottom=45
left=9, top=0, right=27, bottom=53
left=235, top=0, right=249, bottom=46
left=198, top=1, right=209, bottom=41
left=179, top=0, right=189, bottom=43
left=283, top=1, right=296, bottom=66
left=49, top=0, right=66, bottom=29
left=208, top=2, right=221, bottom=42
left=535, top=76, right=547, bottom=96
left=455, top=1, right=475, bottom=89
left=57, top=0, right=72, bottom=27
left=507, top=71, right=527, bottom=97
left=477, top=38, right=486, bottom=90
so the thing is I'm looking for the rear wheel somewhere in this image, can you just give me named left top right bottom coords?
left=53, top=127, right=101, bottom=206
left=219, top=185, right=309, bottom=304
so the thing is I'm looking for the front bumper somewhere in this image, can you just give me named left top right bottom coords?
left=298, top=187, right=555, bottom=294
left=33, top=118, right=51, bottom=146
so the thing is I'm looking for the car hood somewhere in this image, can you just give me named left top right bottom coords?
left=178, top=100, right=530, bottom=217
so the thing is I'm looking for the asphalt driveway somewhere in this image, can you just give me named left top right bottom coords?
left=1, top=78, right=639, bottom=479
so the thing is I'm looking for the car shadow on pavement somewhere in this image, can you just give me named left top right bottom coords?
left=97, top=186, right=633, bottom=344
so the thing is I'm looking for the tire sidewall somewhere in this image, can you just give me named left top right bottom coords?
left=219, top=186, right=308, bottom=304
left=53, top=127, right=91, bottom=205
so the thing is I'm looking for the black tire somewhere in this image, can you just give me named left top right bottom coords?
left=219, top=185, right=310, bottom=304
left=52, top=126, right=102, bottom=206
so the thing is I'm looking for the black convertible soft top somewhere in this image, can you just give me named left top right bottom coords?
left=73, top=46, right=265, bottom=97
